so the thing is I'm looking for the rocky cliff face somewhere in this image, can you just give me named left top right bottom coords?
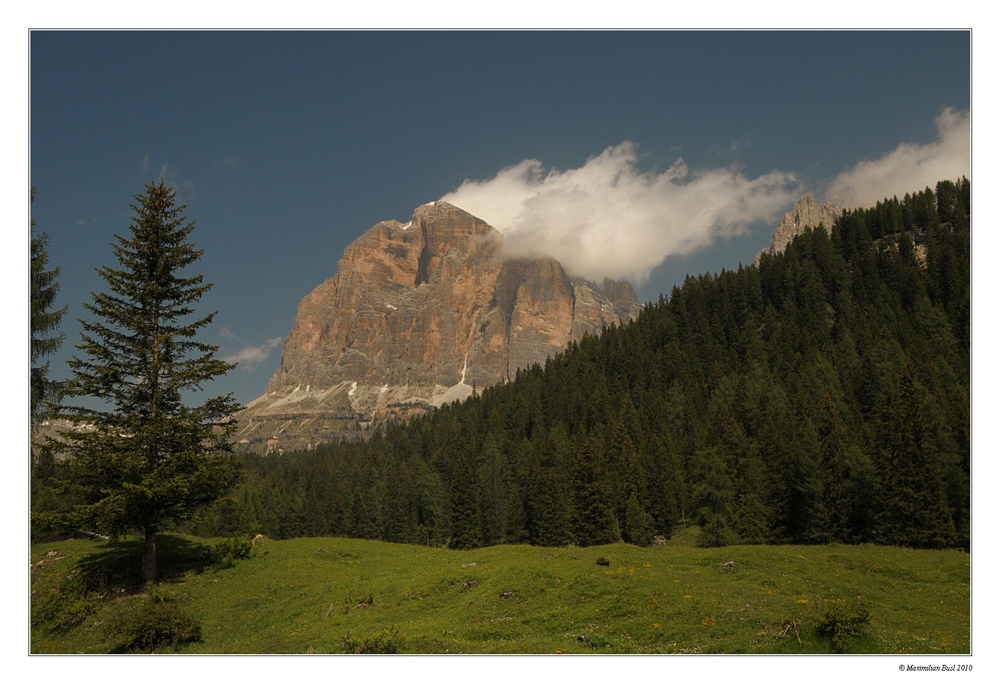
left=236, top=201, right=641, bottom=452
left=756, top=194, right=842, bottom=264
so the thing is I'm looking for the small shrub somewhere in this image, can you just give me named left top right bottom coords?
left=582, top=634, right=610, bottom=649
left=348, top=590, right=374, bottom=606
left=210, top=533, right=254, bottom=569
left=33, top=572, right=101, bottom=633
left=595, top=556, right=610, bottom=567
left=343, top=590, right=375, bottom=613
left=815, top=598, right=871, bottom=653
left=697, top=514, right=739, bottom=548
left=146, top=583, right=168, bottom=604
left=103, top=595, right=202, bottom=653
left=341, top=628, right=403, bottom=654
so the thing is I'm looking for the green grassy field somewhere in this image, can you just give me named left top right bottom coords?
left=30, top=530, right=970, bottom=654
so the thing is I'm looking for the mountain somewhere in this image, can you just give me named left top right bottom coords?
left=235, top=201, right=642, bottom=452
left=755, top=194, right=842, bottom=264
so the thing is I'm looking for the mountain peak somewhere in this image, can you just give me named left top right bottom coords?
left=238, top=202, right=642, bottom=453
left=755, top=194, right=842, bottom=264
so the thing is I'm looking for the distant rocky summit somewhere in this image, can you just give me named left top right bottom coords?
left=755, top=194, right=842, bottom=264
left=236, top=201, right=641, bottom=453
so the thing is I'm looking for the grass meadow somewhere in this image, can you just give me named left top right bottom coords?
left=30, top=528, right=970, bottom=655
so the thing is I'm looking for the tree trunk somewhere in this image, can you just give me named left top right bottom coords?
left=143, top=528, right=157, bottom=583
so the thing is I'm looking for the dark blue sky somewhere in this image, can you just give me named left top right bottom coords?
left=30, top=31, right=970, bottom=404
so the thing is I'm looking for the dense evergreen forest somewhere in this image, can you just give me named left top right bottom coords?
left=35, top=179, right=971, bottom=551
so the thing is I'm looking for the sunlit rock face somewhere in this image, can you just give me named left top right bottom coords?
left=756, top=194, right=843, bottom=264
left=236, top=201, right=641, bottom=453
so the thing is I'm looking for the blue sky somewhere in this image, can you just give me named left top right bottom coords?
left=30, top=30, right=971, bottom=405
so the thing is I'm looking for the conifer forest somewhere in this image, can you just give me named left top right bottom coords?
left=129, top=179, right=970, bottom=553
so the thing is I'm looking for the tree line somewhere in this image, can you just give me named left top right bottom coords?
left=175, top=179, right=970, bottom=551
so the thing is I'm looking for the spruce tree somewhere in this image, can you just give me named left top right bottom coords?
left=477, top=437, right=507, bottom=546
left=412, top=457, right=449, bottom=546
left=572, top=433, right=617, bottom=547
left=30, top=187, right=67, bottom=423
left=606, top=407, right=642, bottom=537
left=875, top=366, right=956, bottom=548
left=528, top=433, right=574, bottom=547
left=693, top=446, right=738, bottom=547
left=733, top=456, right=771, bottom=545
left=448, top=450, right=480, bottom=549
left=352, top=484, right=382, bottom=540
left=812, top=394, right=851, bottom=542
left=46, top=182, right=241, bottom=582
left=625, top=491, right=653, bottom=546
left=384, top=460, right=416, bottom=544
left=791, top=420, right=823, bottom=543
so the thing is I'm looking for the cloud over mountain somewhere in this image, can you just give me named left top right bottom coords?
left=224, top=337, right=283, bottom=370
left=824, top=108, right=970, bottom=208
left=441, top=142, right=800, bottom=285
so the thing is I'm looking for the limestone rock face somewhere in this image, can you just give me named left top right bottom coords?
left=756, top=194, right=842, bottom=264
left=237, top=201, right=642, bottom=452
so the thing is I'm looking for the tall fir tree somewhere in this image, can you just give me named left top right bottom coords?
left=733, top=456, right=771, bottom=545
left=411, top=456, right=449, bottom=545
left=352, top=483, right=382, bottom=540
left=30, top=187, right=67, bottom=423
left=448, top=450, right=481, bottom=549
left=605, top=403, right=643, bottom=539
left=572, top=432, right=617, bottom=546
left=693, top=446, right=738, bottom=547
left=384, top=459, right=416, bottom=544
left=790, top=420, right=824, bottom=543
left=812, top=394, right=851, bottom=542
left=528, top=432, right=574, bottom=547
left=45, top=182, right=241, bottom=582
left=874, top=366, right=956, bottom=548
left=477, top=437, right=508, bottom=546
left=625, top=491, right=653, bottom=546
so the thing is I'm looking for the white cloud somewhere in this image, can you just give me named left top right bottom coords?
left=824, top=108, right=970, bottom=208
left=224, top=338, right=283, bottom=369
left=441, top=142, right=800, bottom=285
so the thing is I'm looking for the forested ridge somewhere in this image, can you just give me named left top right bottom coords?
left=36, top=180, right=970, bottom=551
